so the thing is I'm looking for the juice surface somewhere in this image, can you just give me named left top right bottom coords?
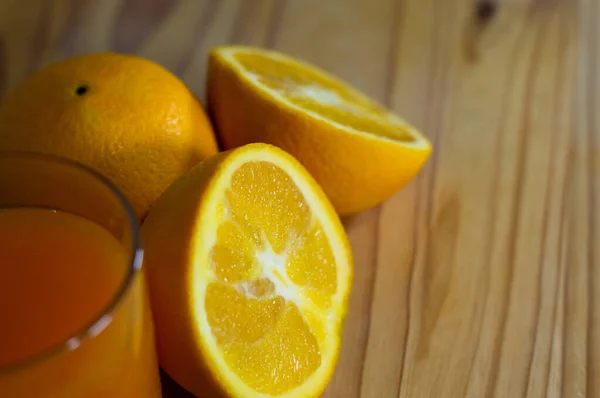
left=0, top=208, right=161, bottom=397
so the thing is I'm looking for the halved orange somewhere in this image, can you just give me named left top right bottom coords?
left=141, top=143, right=352, bottom=397
left=207, top=46, right=432, bottom=215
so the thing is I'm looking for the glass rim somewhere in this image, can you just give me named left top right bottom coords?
left=0, top=151, right=143, bottom=374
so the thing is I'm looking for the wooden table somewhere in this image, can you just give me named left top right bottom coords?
left=1, top=0, right=597, bottom=397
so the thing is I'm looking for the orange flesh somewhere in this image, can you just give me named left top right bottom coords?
left=232, top=51, right=416, bottom=143
left=205, top=161, right=338, bottom=395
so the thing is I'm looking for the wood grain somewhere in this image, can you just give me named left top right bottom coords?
left=0, top=0, right=597, bottom=397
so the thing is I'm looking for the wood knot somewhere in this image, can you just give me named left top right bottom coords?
left=463, top=0, right=499, bottom=63
left=475, top=0, right=498, bottom=23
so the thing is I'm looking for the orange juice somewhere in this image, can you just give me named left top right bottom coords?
left=0, top=208, right=161, bottom=397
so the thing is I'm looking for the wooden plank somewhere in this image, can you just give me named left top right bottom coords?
left=0, top=1, right=597, bottom=397
left=579, top=1, right=600, bottom=397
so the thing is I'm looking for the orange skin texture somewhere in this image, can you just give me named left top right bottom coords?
left=142, top=151, right=227, bottom=397
left=0, top=53, right=218, bottom=219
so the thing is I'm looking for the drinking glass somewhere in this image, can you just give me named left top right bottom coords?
left=0, top=152, right=162, bottom=397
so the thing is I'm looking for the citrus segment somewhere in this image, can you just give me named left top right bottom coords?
left=208, top=46, right=432, bottom=215
left=205, top=282, right=285, bottom=345
left=226, top=161, right=311, bottom=254
left=211, top=221, right=258, bottom=283
left=206, top=285, right=321, bottom=395
left=287, top=223, right=337, bottom=294
left=141, top=144, right=352, bottom=397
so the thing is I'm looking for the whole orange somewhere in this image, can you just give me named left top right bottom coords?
left=0, top=53, right=218, bottom=219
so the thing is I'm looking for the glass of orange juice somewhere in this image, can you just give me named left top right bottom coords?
left=0, top=152, right=162, bottom=397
